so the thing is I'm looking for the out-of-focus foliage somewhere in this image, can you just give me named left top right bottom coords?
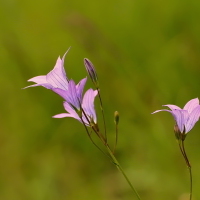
left=1, top=0, right=200, bottom=199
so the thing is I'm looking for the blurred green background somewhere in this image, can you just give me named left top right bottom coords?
left=1, top=0, right=200, bottom=199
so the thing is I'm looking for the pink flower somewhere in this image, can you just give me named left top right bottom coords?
left=152, top=98, right=200, bottom=135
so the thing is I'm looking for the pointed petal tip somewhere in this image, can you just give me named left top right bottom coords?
left=62, top=47, right=71, bottom=61
left=151, top=109, right=172, bottom=114
left=151, top=110, right=160, bottom=114
left=52, top=113, right=69, bottom=118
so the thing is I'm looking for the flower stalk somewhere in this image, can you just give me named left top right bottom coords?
left=152, top=98, right=200, bottom=200
left=178, top=139, right=192, bottom=200
left=86, top=117, right=141, bottom=200
left=113, top=111, right=119, bottom=154
left=84, top=58, right=107, bottom=142
left=105, top=144, right=141, bottom=200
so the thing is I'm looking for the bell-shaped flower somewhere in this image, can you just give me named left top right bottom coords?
left=52, top=78, right=87, bottom=111
left=53, top=89, right=98, bottom=126
left=24, top=48, right=70, bottom=90
left=24, top=48, right=89, bottom=110
left=152, top=98, right=200, bottom=137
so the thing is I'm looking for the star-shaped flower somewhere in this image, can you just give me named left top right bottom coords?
left=25, top=48, right=70, bottom=90
left=24, top=48, right=87, bottom=110
left=152, top=98, right=200, bottom=139
left=53, top=89, right=98, bottom=126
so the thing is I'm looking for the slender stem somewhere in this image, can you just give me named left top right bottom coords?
left=178, top=140, right=193, bottom=200
left=188, top=165, right=193, bottom=200
left=79, top=106, right=140, bottom=199
left=181, top=140, right=192, bottom=200
left=80, top=115, right=110, bottom=159
left=113, top=122, right=118, bottom=154
left=81, top=106, right=106, bottom=144
left=97, top=88, right=107, bottom=142
left=106, top=144, right=141, bottom=200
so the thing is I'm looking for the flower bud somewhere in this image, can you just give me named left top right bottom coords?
left=84, top=58, right=99, bottom=87
left=114, top=111, right=119, bottom=125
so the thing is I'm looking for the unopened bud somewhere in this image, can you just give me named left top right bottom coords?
left=84, top=58, right=99, bottom=87
left=114, top=111, right=119, bottom=125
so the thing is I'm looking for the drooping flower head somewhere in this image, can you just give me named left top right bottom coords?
left=53, top=89, right=98, bottom=127
left=152, top=98, right=200, bottom=140
left=84, top=58, right=99, bottom=87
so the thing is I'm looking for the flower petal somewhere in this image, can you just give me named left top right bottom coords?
left=52, top=80, right=81, bottom=110
left=52, top=88, right=67, bottom=100
left=63, top=101, right=85, bottom=123
left=53, top=101, right=81, bottom=122
left=171, top=110, right=188, bottom=133
left=53, top=113, right=72, bottom=118
left=76, top=77, right=87, bottom=102
left=46, top=56, right=69, bottom=90
left=163, top=104, right=181, bottom=110
left=185, top=105, right=200, bottom=133
left=152, top=109, right=187, bottom=133
left=82, top=89, right=98, bottom=123
left=66, top=80, right=80, bottom=109
left=63, top=101, right=79, bottom=117
left=183, top=98, right=199, bottom=113
left=151, top=109, right=173, bottom=114
left=61, top=47, right=71, bottom=71
left=24, top=75, right=52, bottom=89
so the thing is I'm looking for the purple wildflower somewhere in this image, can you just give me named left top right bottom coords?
left=24, top=48, right=88, bottom=110
left=24, top=48, right=70, bottom=90
left=152, top=98, right=200, bottom=139
left=53, top=89, right=98, bottom=126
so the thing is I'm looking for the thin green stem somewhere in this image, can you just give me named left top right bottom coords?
left=79, top=105, right=140, bottom=199
left=178, top=140, right=193, bottom=200
left=181, top=140, right=192, bottom=200
left=80, top=114, right=110, bottom=159
left=81, top=105, right=106, bottom=144
left=106, top=144, right=141, bottom=200
left=113, top=122, right=118, bottom=154
left=97, top=88, right=107, bottom=142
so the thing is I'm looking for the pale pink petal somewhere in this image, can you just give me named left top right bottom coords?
left=63, top=101, right=78, bottom=116
left=183, top=98, right=199, bottom=113
left=53, top=113, right=72, bottom=118
left=24, top=76, right=52, bottom=89
left=163, top=104, right=181, bottom=110
left=76, top=77, right=87, bottom=101
left=152, top=109, right=187, bottom=133
left=82, top=89, right=98, bottom=123
left=185, top=105, right=200, bottom=133
left=46, top=56, right=68, bottom=90
left=171, top=110, right=188, bottom=133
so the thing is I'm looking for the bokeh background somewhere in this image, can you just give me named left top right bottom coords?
left=1, top=0, right=200, bottom=199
